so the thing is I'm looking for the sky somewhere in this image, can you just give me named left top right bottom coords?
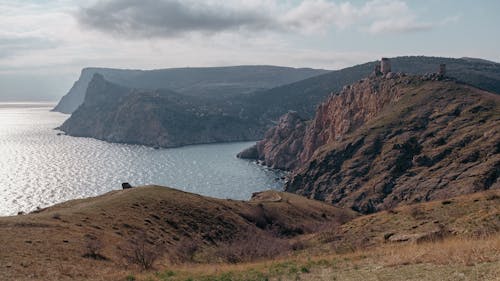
left=0, top=0, right=499, bottom=101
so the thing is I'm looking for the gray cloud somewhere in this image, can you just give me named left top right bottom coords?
left=0, top=36, right=59, bottom=58
left=77, top=0, right=278, bottom=38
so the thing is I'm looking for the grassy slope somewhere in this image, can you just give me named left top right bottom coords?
left=137, top=189, right=500, bottom=281
left=0, top=186, right=353, bottom=281
left=0, top=187, right=498, bottom=281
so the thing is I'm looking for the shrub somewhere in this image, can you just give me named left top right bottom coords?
left=409, top=205, right=425, bottom=219
left=168, top=237, right=199, bottom=264
left=213, top=230, right=290, bottom=263
left=119, top=231, right=165, bottom=270
left=82, top=234, right=107, bottom=260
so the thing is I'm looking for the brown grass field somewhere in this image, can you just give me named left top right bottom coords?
left=0, top=186, right=498, bottom=281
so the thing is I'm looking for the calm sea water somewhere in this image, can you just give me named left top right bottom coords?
left=0, top=103, right=284, bottom=216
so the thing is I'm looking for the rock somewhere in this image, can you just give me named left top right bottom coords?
left=237, top=145, right=259, bottom=159
left=250, top=191, right=282, bottom=202
left=238, top=111, right=307, bottom=170
left=259, top=74, right=500, bottom=214
left=122, top=183, right=133, bottom=189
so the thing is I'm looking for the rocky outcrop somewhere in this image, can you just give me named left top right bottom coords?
left=247, top=74, right=500, bottom=214
left=241, top=74, right=409, bottom=170
left=238, top=111, right=307, bottom=170
left=299, top=74, right=408, bottom=164
left=58, top=74, right=267, bottom=147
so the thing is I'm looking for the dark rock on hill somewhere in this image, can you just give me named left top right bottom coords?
left=248, top=74, right=500, bottom=214
left=53, top=66, right=329, bottom=114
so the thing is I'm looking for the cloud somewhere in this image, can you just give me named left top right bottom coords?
left=77, top=0, right=278, bottom=38
left=0, top=35, right=59, bottom=58
left=77, top=0, right=441, bottom=38
left=282, top=0, right=434, bottom=34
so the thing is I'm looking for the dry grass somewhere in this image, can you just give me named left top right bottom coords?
left=134, top=234, right=500, bottom=281
left=0, top=186, right=351, bottom=280
left=0, top=187, right=498, bottom=280
left=377, top=235, right=500, bottom=267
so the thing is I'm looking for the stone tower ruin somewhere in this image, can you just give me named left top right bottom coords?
left=381, top=57, right=391, bottom=74
left=374, top=61, right=382, bottom=75
left=438, top=64, right=446, bottom=76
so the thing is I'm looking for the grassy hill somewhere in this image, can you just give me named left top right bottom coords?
left=0, top=186, right=498, bottom=281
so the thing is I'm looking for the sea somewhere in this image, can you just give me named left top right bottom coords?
left=0, top=103, right=285, bottom=216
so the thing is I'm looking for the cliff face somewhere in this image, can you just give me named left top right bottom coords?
left=238, top=111, right=307, bottom=170
left=240, top=74, right=409, bottom=170
left=299, top=75, right=408, bottom=164
left=59, top=74, right=265, bottom=147
left=246, top=75, right=500, bottom=213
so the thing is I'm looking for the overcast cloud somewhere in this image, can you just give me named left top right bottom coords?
left=0, top=0, right=499, bottom=101
left=77, top=0, right=438, bottom=38
left=78, top=0, right=279, bottom=38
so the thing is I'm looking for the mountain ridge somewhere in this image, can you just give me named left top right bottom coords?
left=57, top=56, right=500, bottom=148
left=53, top=65, right=330, bottom=114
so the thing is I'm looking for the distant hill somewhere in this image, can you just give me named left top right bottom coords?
left=53, top=66, right=329, bottom=114
left=58, top=74, right=268, bottom=147
left=58, top=56, right=500, bottom=148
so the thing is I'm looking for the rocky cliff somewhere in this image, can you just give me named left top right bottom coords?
left=238, top=111, right=308, bottom=170
left=244, top=74, right=500, bottom=213
left=58, top=74, right=266, bottom=147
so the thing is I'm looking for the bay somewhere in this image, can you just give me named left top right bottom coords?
left=0, top=103, right=284, bottom=216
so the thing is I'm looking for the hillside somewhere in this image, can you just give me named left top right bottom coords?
left=241, top=56, right=500, bottom=121
left=0, top=186, right=498, bottom=281
left=57, top=56, right=500, bottom=148
left=53, top=66, right=329, bottom=114
left=0, top=185, right=354, bottom=281
left=241, top=74, right=500, bottom=213
left=58, top=74, right=269, bottom=147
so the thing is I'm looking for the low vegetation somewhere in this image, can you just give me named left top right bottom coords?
left=0, top=186, right=498, bottom=280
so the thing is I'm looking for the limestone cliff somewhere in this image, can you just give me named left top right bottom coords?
left=238, top=111, right=307, bottom=170
left=58, top=74, right=265, bottom=147
left=244, top=74, right=500, bottom=213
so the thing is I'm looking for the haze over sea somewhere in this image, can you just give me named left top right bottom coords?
left=0, top=103, right=283, bottom=216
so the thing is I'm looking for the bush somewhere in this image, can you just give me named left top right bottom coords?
left=168, top=237, right=199, bottom=264
left=213, top=230, right=290, bottom=263
left=119, top=231, right=165, bottom=270
left=409, top=205, right=425, bottom=219
left=82, top=234, right=107, bottom=260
